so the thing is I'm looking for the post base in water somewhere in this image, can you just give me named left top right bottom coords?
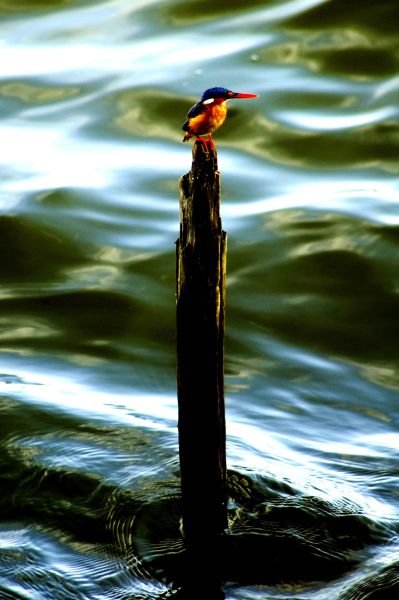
left=130, top=471, right=392, bottom=595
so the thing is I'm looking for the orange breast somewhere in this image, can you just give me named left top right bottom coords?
left=188, top=101, right=227, bottom=136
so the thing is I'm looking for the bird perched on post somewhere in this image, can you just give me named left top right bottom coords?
left=182, top=86, right=258, bottom=147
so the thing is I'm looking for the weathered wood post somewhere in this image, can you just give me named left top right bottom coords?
left=176, top=140, right=227, bottom=588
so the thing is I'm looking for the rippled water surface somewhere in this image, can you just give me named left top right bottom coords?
left=1, top=0, right=399, bottom=598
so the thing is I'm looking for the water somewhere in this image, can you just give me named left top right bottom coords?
left=1, top=0, right=398, bottom=598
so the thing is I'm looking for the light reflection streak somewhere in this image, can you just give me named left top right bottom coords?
left=2, top=0, right=161, bottom=46
left=0, top=125, right=183, bottom=193
left=361, top=433, right=399, bottom=454
left=0, top=365, right=177, bottom=430
left=228, top=420, right=398, bottom=519
left=1, top=35, right=262, bottom=88
left=0, top=318, right=55, bottom=340
left=223, top=178, right=399, bottom=225
left=276, top=105, right=398, bottom=131
left=209, top=0, right=327, bottom=29
left=373, top=74, right=399, bottom=101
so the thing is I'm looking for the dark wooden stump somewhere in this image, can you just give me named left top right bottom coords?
left=176, top=140, right=227, bottom=558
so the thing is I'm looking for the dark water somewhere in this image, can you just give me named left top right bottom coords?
left=1, top=0, right=398, bottom=598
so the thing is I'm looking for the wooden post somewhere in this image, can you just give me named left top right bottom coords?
left=176, top=141, right=228, bottom=552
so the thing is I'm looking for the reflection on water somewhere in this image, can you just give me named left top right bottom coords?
left=0, top=0, right=398, bottom=598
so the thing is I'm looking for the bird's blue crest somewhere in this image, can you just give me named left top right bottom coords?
left=201, top=87, right=230, bottom=100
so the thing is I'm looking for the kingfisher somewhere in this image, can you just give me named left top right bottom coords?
left=182, top=86, right=258, bottom=147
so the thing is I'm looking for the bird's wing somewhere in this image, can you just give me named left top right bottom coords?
left=187, top=100, right=204, bottom=119
left=182, top=100, right=204, bottom=131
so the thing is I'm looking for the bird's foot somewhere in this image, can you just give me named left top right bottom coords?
left=207, top=135, right=216, bottom=150
left=195, top=137, right=209, bottom=145
left=194, top=136, right=216, bottom=150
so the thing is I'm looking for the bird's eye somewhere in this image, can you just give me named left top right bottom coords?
left=227, top=91, right=234, bottom=96
left=203, top=98, right=214, bottom=105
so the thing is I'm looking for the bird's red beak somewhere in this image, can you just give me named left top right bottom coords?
left=231, top=92, right=258, bottom=99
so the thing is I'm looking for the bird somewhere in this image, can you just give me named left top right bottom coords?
left=182, top=86, right=258, bottom=147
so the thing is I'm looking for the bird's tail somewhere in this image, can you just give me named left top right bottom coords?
left=182, top=132, right=192, bottom=142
